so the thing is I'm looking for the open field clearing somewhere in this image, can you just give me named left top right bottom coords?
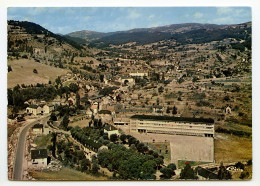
left=69, top=118, right=91, bottom=128
left=7, top=59, right=68, bottom=88
left=214, top=133, right=252, bottom=163
left=29, top=167, right=108, bottom=180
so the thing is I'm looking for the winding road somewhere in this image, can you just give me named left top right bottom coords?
left=13, top=115, right=49, bottom=180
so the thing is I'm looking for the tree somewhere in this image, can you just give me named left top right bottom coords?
left=76, top=93, right=80, bottom=109
left=136, top=143, right=145, bottom=153
left=51, top=132, right=57, bottom=158
left=128, top=137, right=137, bottom=147
left=158, top=86, right=164, bottom=94
left=50, top=112, right=57, bottom=121
left=120, top=134, right=127, bottom=144
left=8, top=65, right=12, bottom=72
left=167, top=163, right=177, bottom=171
left=60, top=114, right=69, bottom=130
left=80, top=159, right=90, bottom=172
left=192, top=76, right=200, bottom=82
left=69, top=83, right=79, bottom=93
left=55, top=76, right=61, bottom=86
left=217, top=164, right=232, bottom=180
left=166, top=107, right=170, bottom=114
left=172, top=106, right=177, bottom=115
left=100, top=74, right=104, bottom=82
left=110, top=134, right=118, bottom=143
left=33, top=69, right=38, bottom=74
left=91, top=155, right=100, bottom=175
left=160, top=167, right=175, bottom=179
left=235, top=162, right=245, bottom=170
left=180, top=163, right=198, bottom=180
left=154, top=157, right=163, bottom=170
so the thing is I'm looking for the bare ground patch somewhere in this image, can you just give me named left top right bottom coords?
left=214, top=133, right=252, bottom=163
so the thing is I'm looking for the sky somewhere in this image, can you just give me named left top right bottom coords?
left=7, top=7, right=251, bottom=34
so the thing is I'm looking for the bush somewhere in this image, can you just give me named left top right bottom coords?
left=33, top=69, right=38, bottom=74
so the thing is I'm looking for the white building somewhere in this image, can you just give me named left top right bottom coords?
left=129, top=115, right=214, bottom=137
left=31, top=149, right=48, bottom=167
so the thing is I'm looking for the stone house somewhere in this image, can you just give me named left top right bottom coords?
left=32, top=123, right=43, bottom=135
left=26, top=105, right=42, bottom=115
left=31, top=149, right=48, bottom=167
left=43, top=105, right=54, bottom=114
left=104, top=125, right=119, bottom=138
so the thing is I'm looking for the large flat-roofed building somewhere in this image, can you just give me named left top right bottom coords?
left=130, top=115, right=214, bottom=137
left=128, top=115, right=215, bottom=164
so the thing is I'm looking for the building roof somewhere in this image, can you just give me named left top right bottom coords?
left=98, top=110, right=111, bottom=115
left=32, top=123, right=43, bottom=129
left=130, top=115, right=214, bottom=124
left=153, top=105, right=163, bottom=109
left=29, top=105, right=38, bottom=109
left=31, top=149, right=48, bottom=159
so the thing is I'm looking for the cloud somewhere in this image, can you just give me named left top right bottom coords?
left=29, top=8, right=49, bottom=16
left=148, top=14, right=155, bottom=20
left=83, top=16, right=91, bottom=22
left=217, top=7, right=233, bottom=15
left=193, top=12, right=204, bottom=19
left=127, top=9, right=141, bottom=20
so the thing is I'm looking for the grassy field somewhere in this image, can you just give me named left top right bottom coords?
left=214, top=133, right=252, bottom=163
left=178, top=160, right=210, bottom=169
left=34, top=134, right=52, bottom=149
left=147, top=142, right=171, bottom=164
left=29, top=167, right=108, bottom=181
left=7, top=59, right=68, bottom=88
left=69, top=119, right=91, bottom=128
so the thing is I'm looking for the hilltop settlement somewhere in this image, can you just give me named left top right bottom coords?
left=7, top=20, right=252, bottom=180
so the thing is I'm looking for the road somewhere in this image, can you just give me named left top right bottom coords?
left=13, top=115, right=49, bottom=180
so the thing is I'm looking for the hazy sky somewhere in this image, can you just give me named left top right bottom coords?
left=8, top=7, right=251, bottom=34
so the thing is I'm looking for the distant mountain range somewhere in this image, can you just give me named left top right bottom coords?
left=8, top=20, right=251, bottom=52
left=65, top=22, right=251, bottom=47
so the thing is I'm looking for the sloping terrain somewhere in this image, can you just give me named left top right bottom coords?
left=7, top=59, right=68, bottom=88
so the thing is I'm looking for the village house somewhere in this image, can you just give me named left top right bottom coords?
left=32, top=123, right=43, bottom=135
left=26, top=105, right=42, bottom=115
left=153, top=105, right=164, bottom=114
left=91, top=102, right=99, bottom=114
left=98, top=110, right=112, bottom=123
left=43, top=104, right=54, bottom=114
left=104, top=125, right=120, bottom=138
left=120, top=76, right=135, bottom=85
left=129, top=71, right=148, bottom=78
left=26, top=104, right=54, bottom=115
left=31, top=149, right=48, bottom=167
left=86, top=109, right=93, bottom=118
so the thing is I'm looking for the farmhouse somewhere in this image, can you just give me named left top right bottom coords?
left=26, top=105, right=42, bottom=115
left=31, top=149, right=48, bottom=167
left=43, top=104, right=54, bottom=114
left=32, top=123, right=43, bottom=135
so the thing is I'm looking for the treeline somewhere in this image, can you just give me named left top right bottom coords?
left=171, top=26, right=251, bottom=46
left=97, top=143, right=164, bottom=180
left=7, top=81, right=80, bottom=113
left=215, top=127, right=251, bottom=137
left=70, top=126, right=103, bottom=152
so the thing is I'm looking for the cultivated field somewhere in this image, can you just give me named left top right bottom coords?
left=7, top=59, right=68, bottom=88
left=29, top=167, right=108, bottom=180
